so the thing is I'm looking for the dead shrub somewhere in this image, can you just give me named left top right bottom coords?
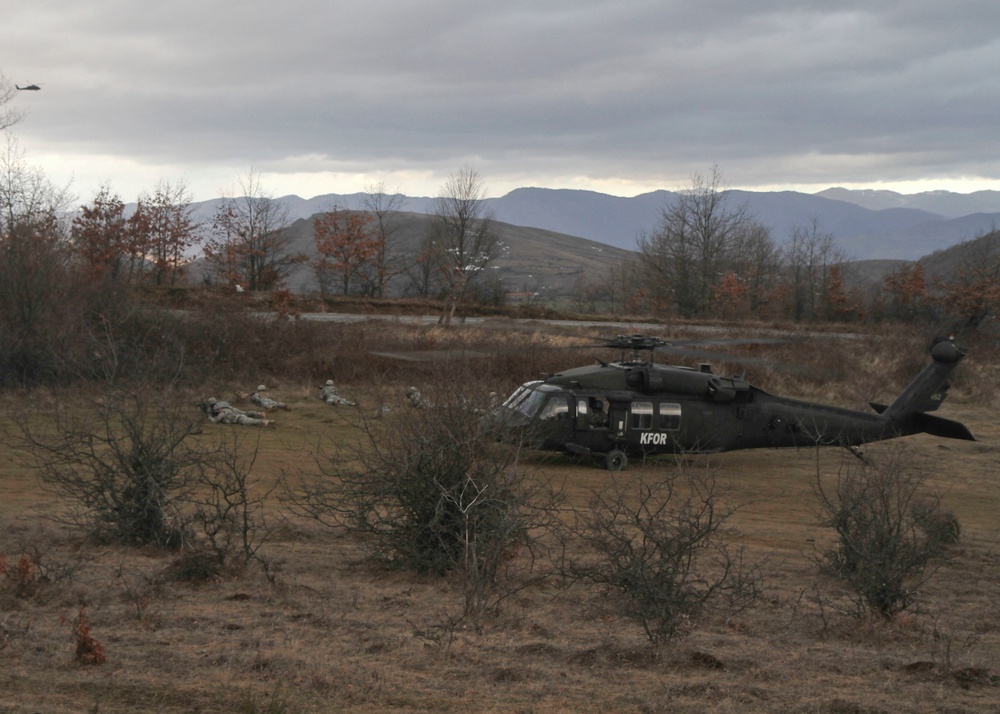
left=15, top=382, right=281, bottom=566
left=189, top=432, right=281, bottom=580
left=0, top=552, right=39, bottom=598
left=68, top=605, right=106, bottom=665
left=16, top=384, right=205, bottom=548
left=285, top=383, right=561, bottom=616
left=161, top=550, right=227, bottom=584
left=563, top=465, right=762, bottom=648
left=815, top=446, right=953, bottom=619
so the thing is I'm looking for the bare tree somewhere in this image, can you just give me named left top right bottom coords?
left=203, top=169, right=303, bottom=291
left=638, top=167, right=756, bottom=317
left=429, top=167, right=504, bottom=324
left=729, top=220, right=780, bottom=314
left=0, top=136, right=74, bottom=384
left=782, top=219, right=846, bottom=321
left=0, top=72, right=23, bottom=131
left=190, top=432, right=280, bottom=578
left=362, top=180, right=405, bottom=297
left=15, top=379, right=282, bottom=575
left=405, top=232, right=445, bottom=298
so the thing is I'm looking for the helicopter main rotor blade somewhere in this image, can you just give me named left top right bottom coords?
left=650, top=344, right=837, bottom=376
left=663, top=337, right=802, bottom=348
left=585, top=333, right=803, bottom=351
left=371, top=349, right=491, bottom=362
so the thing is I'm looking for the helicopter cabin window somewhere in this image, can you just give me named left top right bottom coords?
left=587, top=397, right=610, bottom=428
left=538, top=395, right=570, bottom=420
left=629, top=401, right=654, bottom=430
left=658, top=402, right=682, bottom=430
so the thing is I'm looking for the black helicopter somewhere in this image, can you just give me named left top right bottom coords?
left=490, top=334, right=974, bottom=470
left=16, top=84, right=41, bottom=91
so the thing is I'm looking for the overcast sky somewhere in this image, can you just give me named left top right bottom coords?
left=4, top=0, right=1000, bottom=204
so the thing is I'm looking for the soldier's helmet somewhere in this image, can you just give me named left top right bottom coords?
left=208, top=397, right=217, bottom=404
left=257, top=385, right=267, bottom=392
left=325, top=380, right=334, bottom=386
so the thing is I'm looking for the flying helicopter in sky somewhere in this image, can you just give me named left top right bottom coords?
left=489, top=333, right=974, bottom=470
left=16, top=84, right=41, bottom=91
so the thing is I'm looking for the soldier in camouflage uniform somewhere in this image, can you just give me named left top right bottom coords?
left=405, top=386, right=431, bottom=409
left=319, top=379, right=356, bottom=407
left=203, top=398, right=272, bottom=427
left=251, top=385, right=289, bottom=411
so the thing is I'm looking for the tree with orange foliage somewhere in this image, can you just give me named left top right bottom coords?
left=823, top=265, right=861, bottom=322
left=130, top=180, right=197, bottom=286
left=71, top=184, right=137, bottom=281
left=713, top=271, right=749, bottom=320
left=312, top=207, right=378, bottom=296
left=881, top=262, right=928, bottom=322
left=937, top=261, right=1000, bottom=327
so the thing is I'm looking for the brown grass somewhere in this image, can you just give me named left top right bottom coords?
left=1, top=321, right=998, bottom=712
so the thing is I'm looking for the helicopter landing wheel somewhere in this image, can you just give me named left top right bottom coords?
left=604, top=449, right=628, bottom=472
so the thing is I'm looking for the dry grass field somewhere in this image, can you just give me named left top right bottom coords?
left=1, top=322, right=998, bottom=713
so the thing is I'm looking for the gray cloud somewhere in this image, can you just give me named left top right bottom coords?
left=4, top=0, right=1000, bottom=200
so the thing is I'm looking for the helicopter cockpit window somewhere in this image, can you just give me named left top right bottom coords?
left=514, top=384, right=564, bottom=418
left=538, top=395, right=570, bottom=420
left=658, top=402, right=682, bottom=430
left=503, top=381, right=542, bottom=409
left=629, top=401, right=654, bottom=430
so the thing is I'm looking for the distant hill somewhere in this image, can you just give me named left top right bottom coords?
left=845, top=229, right=1000, bottom=288
left=184, top=199, right=1000, bottom=301
left=817, top=187, right=1000, bottom=218
left=179, top=186, right=1000, bottom=266
left=917, top=229, right=1000, bottom=280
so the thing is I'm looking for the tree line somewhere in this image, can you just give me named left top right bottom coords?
left=573, top=167, right=1000, bottom=329
left=3, top=70, right=998, bottom=338
left=61, top=163, right=506, bottom=320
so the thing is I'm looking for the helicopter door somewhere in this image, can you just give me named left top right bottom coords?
left=609, top=402, right=628, bottom=438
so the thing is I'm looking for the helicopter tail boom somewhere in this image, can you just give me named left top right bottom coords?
left=878, top=339, right=973, bottom=441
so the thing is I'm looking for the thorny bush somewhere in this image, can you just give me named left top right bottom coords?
left=15, top=382, right=278, bottom=564
left=564, top=465, right=763, bottom=649
left=16, top=384, right=204, bottom=547
left=815, top=446, right=956, bottom=619
left=285, top=380, right=562, bottom=616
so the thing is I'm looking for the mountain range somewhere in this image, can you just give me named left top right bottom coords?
left=186, top=187, right=1000, bottom=262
